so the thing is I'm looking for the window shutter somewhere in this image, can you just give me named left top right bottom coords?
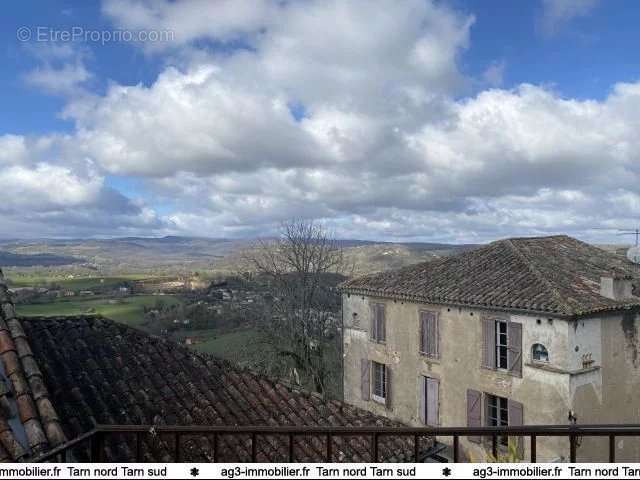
left=431, top=313, right=439, bottom=357
left=384, top=365, right=392, bottom=408
left=420, top=311, right=439, bottom=357
left=508, top=322, right=522, bottom=377
left=508, top=399, right=524, bottom=458
left=370, top=305, right=377, bottom=341
left=418, top=377, right=426, bottom=424
left=481, top=318, right=496, bottom=369
left=426, top=377, right=439, bottom=426
left=361, top=359, right=370, bottom=401
left=467, top=389, right=482, bottom=443
left=378, top=304, right=386, bottom=342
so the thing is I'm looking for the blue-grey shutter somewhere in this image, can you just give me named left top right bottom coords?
left=384, top=365, right=392, bottom=408
left=361, top=359, right=370, bottom=400
left=508, top=399, right=524, bottom=458
left=482, top=318, right=496, bottom=369
left=378, top=304, right=386, bottom=342
left=467, top=389, right=482, bottom=443
left=508, top=322, right=522, bottom=377
left=426, top=377, right=439, bottom=426
left=370, top=305, right=377, bottom=341
left=430, top=313, right=439, bottom=357
left=418, top=377, right=426, bottom=424
left=420, top=311, right=439, bottom=357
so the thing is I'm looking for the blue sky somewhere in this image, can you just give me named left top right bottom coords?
left=1, top=0, right=640, bottom=242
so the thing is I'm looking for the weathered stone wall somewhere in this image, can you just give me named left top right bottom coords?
left=571, top=311, right=640, bottom=461
left=343, top=293, right=572, bottom=461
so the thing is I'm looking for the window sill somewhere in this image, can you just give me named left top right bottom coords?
left=480, top=366, right=522, bottom=378
left=371, top=394, right=386, bottom=405
left=525, top=362, right=600, bottom=375
left=419, top=352, right=440, bottom=363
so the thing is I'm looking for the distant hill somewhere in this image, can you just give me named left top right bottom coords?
left=0, top=251, right=82, bottom=267
left=0, top=236, right=476, bottom=275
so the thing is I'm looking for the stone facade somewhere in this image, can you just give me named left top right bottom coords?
left=343, top=292, right=640, bottom=461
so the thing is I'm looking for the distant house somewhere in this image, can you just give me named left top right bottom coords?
left=0, top=269, right=425, bottom=462
left=340, top=235, right=640, bottom=462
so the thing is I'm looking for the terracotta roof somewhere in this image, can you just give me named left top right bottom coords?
left=340, top=235, right=640, bottom=317
left=0, top=269, right=426, bottom=462
left=0, top=269, right=66, bottom=461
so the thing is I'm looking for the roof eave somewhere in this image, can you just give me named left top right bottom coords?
left=339, top=286, right=640, bottom=320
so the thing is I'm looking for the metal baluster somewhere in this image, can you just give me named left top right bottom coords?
left=530, top=434, right=536, bottom=463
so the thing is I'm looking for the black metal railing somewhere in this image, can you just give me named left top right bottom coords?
left=35, top=423, right=640, bottom=463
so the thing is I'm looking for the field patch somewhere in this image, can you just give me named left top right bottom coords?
left=16, top=295, right=183, bottom=326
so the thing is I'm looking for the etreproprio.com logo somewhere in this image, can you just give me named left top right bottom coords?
left=17, top=26, right=174, bottom=45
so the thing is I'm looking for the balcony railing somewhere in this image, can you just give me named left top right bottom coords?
left=35, top=424, right=640, bottom=463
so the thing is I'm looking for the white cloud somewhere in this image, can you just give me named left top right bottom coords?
left=25, top=62, right=92, bottom=96
left=482, top=60, right=505, bottom=87
left=22, top=42, right=92, bottom=96
left=539, top=0, right=599, bottom=37
left=4, top=0, right=640, bottom=242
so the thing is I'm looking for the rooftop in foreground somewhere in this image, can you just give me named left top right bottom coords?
left=0, top=269, right=426, bottom=462
left=340, top=235, right=640, bottom=317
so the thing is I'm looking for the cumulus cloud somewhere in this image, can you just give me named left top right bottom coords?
left=23, top=42, right=92, bottom=96
left=539, top=0, right=599, bottom=38
left=482, top=61, right=505, bottom=87
left=4, top=0, right=639, bottom=242
left=0, top=134, right=164, bottom=237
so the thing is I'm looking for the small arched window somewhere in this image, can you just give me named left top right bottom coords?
left=532, top=343, right=549, bottom=362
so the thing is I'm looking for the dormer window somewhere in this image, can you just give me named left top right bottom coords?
left=532, top=343, right=549, bottom=362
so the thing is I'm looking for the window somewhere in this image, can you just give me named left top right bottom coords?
left=532, top=343, right=549, bottom=362
left=371, top=304, right=386, bottom=343
left=486, top=394, right=509, bottom=446
left=481, top=317, right=522, bottom=376
left=371, top=361, right=386, bottom=403
left=496, top=320, right=508, bottom=369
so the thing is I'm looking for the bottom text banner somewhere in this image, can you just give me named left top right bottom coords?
left=1, top=463, right=638, bottom=479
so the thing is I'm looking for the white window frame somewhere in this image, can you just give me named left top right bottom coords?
left=495, top=319, right=508, bottom=370
left=532, top=343, right=549, bottom=363
left=486, top=393, right=509, bottom=446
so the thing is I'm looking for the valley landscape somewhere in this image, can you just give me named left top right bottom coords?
left=1, top=236, right=475, bottom=396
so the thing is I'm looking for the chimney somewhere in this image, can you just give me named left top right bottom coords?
left=600, top=273, right=635, bottom=300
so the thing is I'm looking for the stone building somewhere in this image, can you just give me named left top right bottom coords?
left=340, top=235, right=640, bottom=461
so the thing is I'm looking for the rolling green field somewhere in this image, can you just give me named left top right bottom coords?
left=16, top=295, right=183, bottom=326
left=7, top=274, right=151, bottom=289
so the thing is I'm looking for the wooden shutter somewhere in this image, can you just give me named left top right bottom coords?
left=467, top=389, right=482, bottom=443
left=418, top=377, right=426, bottom=424
left=378, top=304, right=386, bottom=342
left=419, top=313, right=427, bottom=353
left=361, top=359, right=370, bottom=400
left=426, top=377, right=439, bottom=426
left=508, top=399, right=524, bottom=458
left=481, top=318, right=496, bottom=369
left=420, top=311, right=439, bottom=357
left=508, top=322, right=522, bottom=377
left=384, top=365, right=392, bottom=408
left=370, top=305, right=377, bottom=341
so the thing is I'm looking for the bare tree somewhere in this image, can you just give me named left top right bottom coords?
left=244, top=220, right=351, bottom=397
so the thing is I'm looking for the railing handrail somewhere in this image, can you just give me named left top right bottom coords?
left=35, top=423, right=640, bottom=463
left=93, top=423, right=640, bottom=435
